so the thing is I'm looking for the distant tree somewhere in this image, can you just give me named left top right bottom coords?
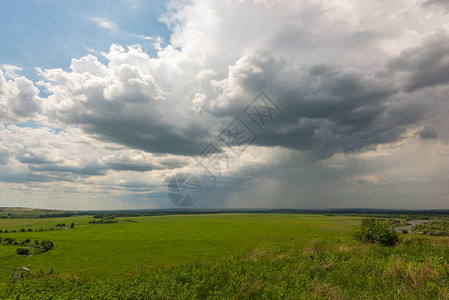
left=70, top=222, right=75, bottom=229
left=351, top=218, right=400, bottom=246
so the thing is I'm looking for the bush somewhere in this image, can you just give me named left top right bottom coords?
left=401, top=229, right=408, bottom=234
left=16, top=247, right=29, bottom=255
left=414, top=221, right=449, bottom=236
left=90, top=218, right=118, bottom=224
left=351, top=218, right=400, bottom=246
left=4, top=237, right=14, bottom=245
left=39, top=240, right=54, bottom=252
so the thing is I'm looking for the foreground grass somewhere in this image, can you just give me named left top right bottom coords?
left=2, top=237, right=449, bottom=299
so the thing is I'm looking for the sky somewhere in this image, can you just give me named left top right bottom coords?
left=1, top=0, right=449, bottom=210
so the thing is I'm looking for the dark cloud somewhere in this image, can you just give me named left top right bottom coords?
left=0, top=171, right=73, bottom=183
left=159, top=157, right=189, bottom=169
left=104, top=161, right=157, bottom=172
left=39, top=39, right=442, bottom=166
left=29, top=164, right=106, bottom=176
left=80, top=112, right=210, bottom=156
left=102, top=155, right=162, bottom=172
left=234, top=63, right=406, bottom=159
left=419, top=126, right=438, bottom=139
left=388, top=31, right=449, bottom=92
left=423, top=0, right=449, bottom=12
left=65, top=53, right=434, bottom=164
left=10, top=149, right=186, bottom=182
left=199, top=52, right=431, bottom=161
left=14, top=151, right=105, bottom=177
left=0, top=149, right=9, bottom=165
left=19, top=37, right=447, bottom=191
left=16, top=151, right=62, bottom=165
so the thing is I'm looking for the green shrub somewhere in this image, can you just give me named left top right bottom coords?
left=16, top=247, right=29, bottom=255
left=351, top=218, right=399, bottom=246
left=39, top=240, right=54, bottom=252
left=414, top=221, right=449, bottom=236
left=4, top=237, right=14, bottom=244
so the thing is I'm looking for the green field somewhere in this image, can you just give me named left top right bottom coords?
left=0, top=213, right=448, bottom=299
left=0, top=214, right=359, bottom=277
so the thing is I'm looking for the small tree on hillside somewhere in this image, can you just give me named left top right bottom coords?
left=70, top=222, right=75, bottom=229
left=351, top=218, right=399, bottom=246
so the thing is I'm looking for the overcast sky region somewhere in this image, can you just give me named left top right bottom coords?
left=1, top=0, right=449, bottom=210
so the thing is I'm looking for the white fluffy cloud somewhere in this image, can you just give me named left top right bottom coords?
left=0, top=67, right=42, bottom=122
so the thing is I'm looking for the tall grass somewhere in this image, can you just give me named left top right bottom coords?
left=2, top=236, right=449, bottom=299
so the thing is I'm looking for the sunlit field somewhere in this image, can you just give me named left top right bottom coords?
left=0, top=214, right=359, bottom=277
left=0, top=213, right=449, bottom=299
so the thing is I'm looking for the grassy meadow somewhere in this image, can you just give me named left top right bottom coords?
left=0, top=212, right=448, bottom=298
left=0, top=214, right=359, bottom=277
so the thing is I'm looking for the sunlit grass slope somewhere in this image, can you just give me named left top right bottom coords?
left=0, top=214, right=359, bottom=277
